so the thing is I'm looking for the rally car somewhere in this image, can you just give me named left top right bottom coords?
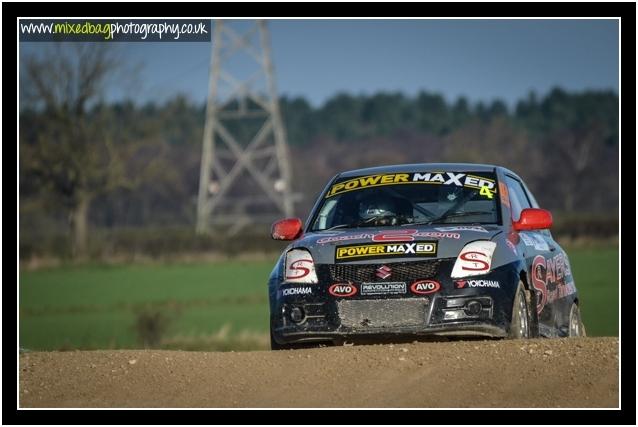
left=268, top=163, right=585, bottom=349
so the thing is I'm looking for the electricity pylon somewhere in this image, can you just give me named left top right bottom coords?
left=196, top=20, right=294, bottom=235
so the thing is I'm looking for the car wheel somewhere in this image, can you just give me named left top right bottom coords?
left=508, top=282, right=531, bottom=339
left=568, top=302, right=586, bottom=337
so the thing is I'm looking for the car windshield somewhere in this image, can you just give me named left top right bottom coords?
left=310, top=171, right=500, bottom=231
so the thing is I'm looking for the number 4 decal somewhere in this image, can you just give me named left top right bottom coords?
left=480, top=186, right=494, bottom=199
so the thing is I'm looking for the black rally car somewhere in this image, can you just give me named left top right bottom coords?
left=268, top=163, right=585, bottom=349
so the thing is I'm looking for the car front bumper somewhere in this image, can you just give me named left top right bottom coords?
left=270, top=260, right=521, bottom=345
left=273, top=322, right=507, bottom=345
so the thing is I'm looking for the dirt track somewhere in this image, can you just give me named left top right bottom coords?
left=19, top=337, right=618, bottom=408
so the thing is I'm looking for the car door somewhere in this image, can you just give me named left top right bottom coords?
left=503, top=175, right=557, bottom=337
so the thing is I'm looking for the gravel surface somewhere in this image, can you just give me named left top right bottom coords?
left=19, top=337, right=618, bottom=408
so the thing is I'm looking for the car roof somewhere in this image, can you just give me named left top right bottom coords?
left=337, top=163, right=506, bottom=178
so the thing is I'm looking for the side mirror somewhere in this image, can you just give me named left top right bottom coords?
left=513, top=208, right=553, bottom=231
left=271, top=218, right=303, bottom=240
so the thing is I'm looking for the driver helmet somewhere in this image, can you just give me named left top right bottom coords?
left=358, top=194, right=398, bottom=221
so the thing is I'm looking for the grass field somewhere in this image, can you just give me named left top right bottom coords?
left=19, top=246, right=619, bottom=351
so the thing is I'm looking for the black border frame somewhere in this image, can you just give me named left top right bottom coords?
left=5, top=2, right=635, bottom=425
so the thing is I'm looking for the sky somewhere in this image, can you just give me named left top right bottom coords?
left=21, top=19, right=619, bottom=109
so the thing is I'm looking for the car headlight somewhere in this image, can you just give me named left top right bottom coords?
left=451, top=241, right=497, bottom=279
left=284, top=249, right=318, bottom=284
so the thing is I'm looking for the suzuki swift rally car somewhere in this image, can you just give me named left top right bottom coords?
left=268, top=163, right=585, bottom=350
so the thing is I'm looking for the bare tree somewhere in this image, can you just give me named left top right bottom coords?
left=20, top=44, right=164, bottom=257
left=546, top=124, right=608, bottom=212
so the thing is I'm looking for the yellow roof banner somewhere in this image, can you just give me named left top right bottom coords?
left=326, top=172, right=497, bottom=198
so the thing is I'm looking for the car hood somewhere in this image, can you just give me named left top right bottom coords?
left=291, top=225, right=504, bottom=264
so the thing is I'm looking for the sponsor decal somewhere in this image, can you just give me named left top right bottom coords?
left=284, top=249, right=318, bottom=283
left=281, top=287, right=312, bottom=296
left=410, top=280, right=441, bottom=294
left=519, top=232, right=549, bottom=251
left=435, top=226, right=489, bottom=233
left=519, top=232, right=534, bottom=247
left=361, top=282, right=407, bottom=296
left=532, top=234, right=549, bottom=251
left=507, top=231, right=519, bottom=245
left=416, top=231, right=461, bottom=240
left=372, top=229, right=418, bottom=242
left=372, top=229, right=461, bottom=241
left=329, top=283, right=358, bottom=297
left=479, top=186, right=494, bottom=199
left=317, top=229, right=460, bottom=245
left=316, top=233, right=375, bottom=244
left=412, top=172, right=496, bottom=194
left=531, top=252, right=576, bottom=313
left=450, top=241, right=497, bottom=278
left=455, top=279, right=500, bottom=289
left=459, top=252, right=489, bottom=270
left=325, top=172, right=497, bottom=198
left=375, top=265, right=392, bottom=279
left=505, top=239, right=518, bottom=255
left=335, top=241, right=437, bottom=262
left=286, top=259, right=313, bottom=280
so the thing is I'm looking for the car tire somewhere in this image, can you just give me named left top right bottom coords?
left=508, top=282, right=531, bottom=339
left=568, top=302, right=586, bottom=337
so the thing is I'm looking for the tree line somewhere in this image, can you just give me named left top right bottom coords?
left=19, top=46, right=618, bottom=257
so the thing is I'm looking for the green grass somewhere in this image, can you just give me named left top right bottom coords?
left=19, top=246, right=619, bottom=351
left=566, top=246, right=619, bottom=336
left=19, top=261, right=277, bottom=351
